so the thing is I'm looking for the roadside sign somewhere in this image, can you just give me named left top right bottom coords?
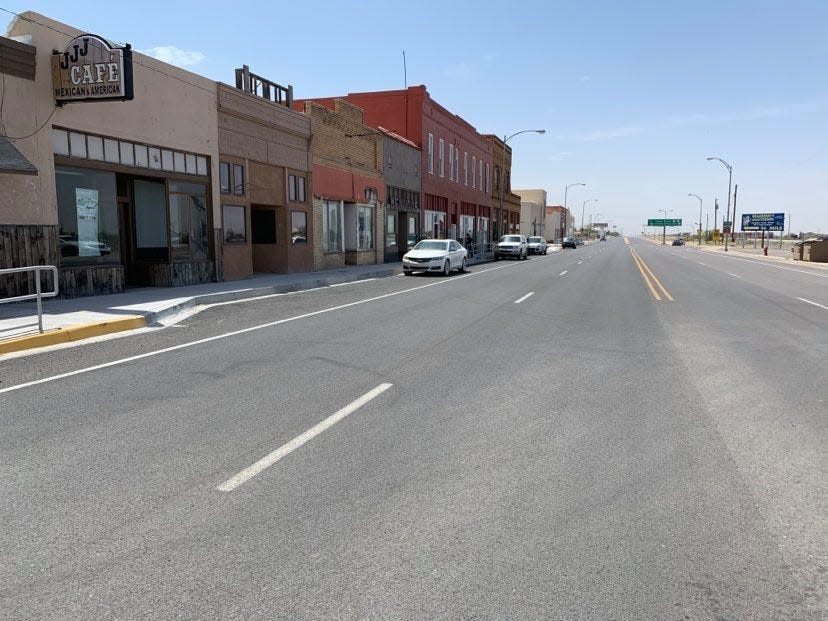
left=648, top=218, right=682, bottom=227
left=723, top=220, right=732, bottom=234
left=742, top=213, right=784, bottom=231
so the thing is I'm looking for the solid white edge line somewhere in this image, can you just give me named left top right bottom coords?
left=513, top=292, right=535, bottom=304
left=796, top=297, right=828, bottom=311
left=559, top=271, right=568, bottom=276
left=727, top=273, right=743, bottom=279
left=0, top=262, right=519, bottom=396
left=217, top=383, right=393, bottom=492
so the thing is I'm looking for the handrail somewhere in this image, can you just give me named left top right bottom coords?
left=0, top=265, right=59, bottom=333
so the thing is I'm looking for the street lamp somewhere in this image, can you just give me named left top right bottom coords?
left=659, top=208, right=673, bottom=245
left=496, top=129, right=545, bottom=239
left=581, top=198, right=598, bottom=236
left=564, top=182, right=586, bottom=237
left=707, top=156, right=733, bottom=251
left=688, top=193, right=703, bottom=246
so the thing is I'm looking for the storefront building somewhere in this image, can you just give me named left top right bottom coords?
left=298, top=86, right=493, bottom=245
left=380, top=128, right=420, bottom=262
left=296, top=99, right=384, bottom=270
left=1, top=13, right=219, bottom=297
left=486, top=135, right=521, bottom=238
left=217, top=71, right=312, bottom=280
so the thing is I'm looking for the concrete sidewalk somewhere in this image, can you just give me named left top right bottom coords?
left=0, top=262, right=402, bottom=354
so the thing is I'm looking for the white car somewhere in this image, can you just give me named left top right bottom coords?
left=527, top=236, right=548, bottom=255
left=402, top=239, right=468, bottom=276
left=495, top=235, right=528, bottom=260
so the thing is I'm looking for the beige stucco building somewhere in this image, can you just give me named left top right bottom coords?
left=514, top=189, right=547, bottom=238
left=1, top=12, right=220, bottom=297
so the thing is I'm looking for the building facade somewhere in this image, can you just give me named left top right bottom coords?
left=514, top=189, right=547, bottom=238
left=380, top=128, right=421, bottom=262
left=217, top=75, right=312, bottom=281
left=299, top=86, right=493, bottom=245
left=300, top=99, right=384, bottom=270
left=486, top=135, right=521, bottom=239
left=1, top=13, right=220, bottom=297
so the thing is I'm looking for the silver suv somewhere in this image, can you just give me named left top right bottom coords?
left=527, top=236, right=548, bottom=255
left=495, top=235, right=528, bottom=260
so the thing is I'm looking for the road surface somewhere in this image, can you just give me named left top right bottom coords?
left=1, top=237, right=825, bottom=619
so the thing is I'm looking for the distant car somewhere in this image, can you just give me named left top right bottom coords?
left=672, top=238, right=684, bottom=246
left=495, top=235, right=528, bottom=260
left=527, top=236, right=548, bottom=255
left=562, top=236, right=577, bottom=249
left=402, top=239, right=467, bottom=276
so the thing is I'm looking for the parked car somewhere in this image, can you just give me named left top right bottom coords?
left=527, top=236, right=548, bottom=255
left=562, top=236, right=577, bottom=249
left=402, top=239, right=468, bottom=276
left=672, top=238, right=684, bottom=246
left=495, top=235, right=528, bottom=260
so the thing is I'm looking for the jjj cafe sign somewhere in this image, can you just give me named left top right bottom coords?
left=51, top=34, right=134, bottom=103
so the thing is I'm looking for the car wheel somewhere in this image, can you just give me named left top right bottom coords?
left=460, top=257, right=467, bottom=273
left=404, top=271, right=413, bottom=276
left=543, top=249, right=547, bottom=255
left=443, top=260, right=451, bottom=276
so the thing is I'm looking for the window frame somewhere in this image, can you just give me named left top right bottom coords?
left=323, top=199, right=343, bottom=252
left=472, top=156, right=476, bottom=188
left=290, top=210, right=308, bottom=245
left=463, top=152, right=468, bottom=186
left=438, top=138, right=445, bottom=177
left=427, top=133, right=434, bottom=174
left=288, top=174, right=307, bottom=203
left=219, top=162, right=231, bottom=194
left=232, top=163, right=245, bottom=196
left=448, top=145, right=454, bottom=181
left=222, top=204, right=247, bottom=245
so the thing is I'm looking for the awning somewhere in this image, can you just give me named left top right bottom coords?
left=0, top=136, right=37, bottom=174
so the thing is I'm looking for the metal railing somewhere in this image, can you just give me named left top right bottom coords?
left=0, top=266, right=59, bottom=334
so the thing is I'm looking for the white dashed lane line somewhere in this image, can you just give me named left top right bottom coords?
left=797, top=297, right=828, bottom=311
left=514, top=292, right=535, bottom=304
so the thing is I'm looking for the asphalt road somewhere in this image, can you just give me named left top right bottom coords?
left=1, top=237, right=825, bottom=619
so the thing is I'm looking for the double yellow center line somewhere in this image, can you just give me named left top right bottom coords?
left=630, top=247, right=674, bottom=302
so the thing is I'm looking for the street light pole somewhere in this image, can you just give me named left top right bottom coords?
left=707, top=156, right=733, bottom=251
left=564, top=182, right=586, bottom=238
left=581, top=198, right=597, bottom=236
left=688, top=193, right=703, bottom=246
left=496, top=129, right=545, bottom=240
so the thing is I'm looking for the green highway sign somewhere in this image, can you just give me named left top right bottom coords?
left=647, top=218, right=682, bottom=227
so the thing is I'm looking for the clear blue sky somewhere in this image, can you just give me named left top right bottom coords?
left=6, top=1, right=827, bottom=234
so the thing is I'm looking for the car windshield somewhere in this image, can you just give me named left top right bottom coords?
left=564, top=237, right=574, bottom=242
left=412, top=240, right=448, bottom=251
left=528, top=237, right=543, bottom=242
left=501, top=236, right=523, bottom=242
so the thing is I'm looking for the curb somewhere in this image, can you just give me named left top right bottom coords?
left=146, top=266, right=403, bottom=324
left=0, top=316, right=147, bottom=355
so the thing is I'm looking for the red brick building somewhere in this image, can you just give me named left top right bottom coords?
left=296, top=86, right=493, bottom=244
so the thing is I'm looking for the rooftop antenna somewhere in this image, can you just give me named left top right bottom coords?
left=403, top=50, right=407, bottom=89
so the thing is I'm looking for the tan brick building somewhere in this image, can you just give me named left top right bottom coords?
left=216, top=74, right=313, bottom=281
left=299, top=99, right=384, bottom=270
left=486, top=135, right=521, bottom=238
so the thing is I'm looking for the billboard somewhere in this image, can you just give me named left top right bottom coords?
left=742, top=213, right=785, bottom=231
